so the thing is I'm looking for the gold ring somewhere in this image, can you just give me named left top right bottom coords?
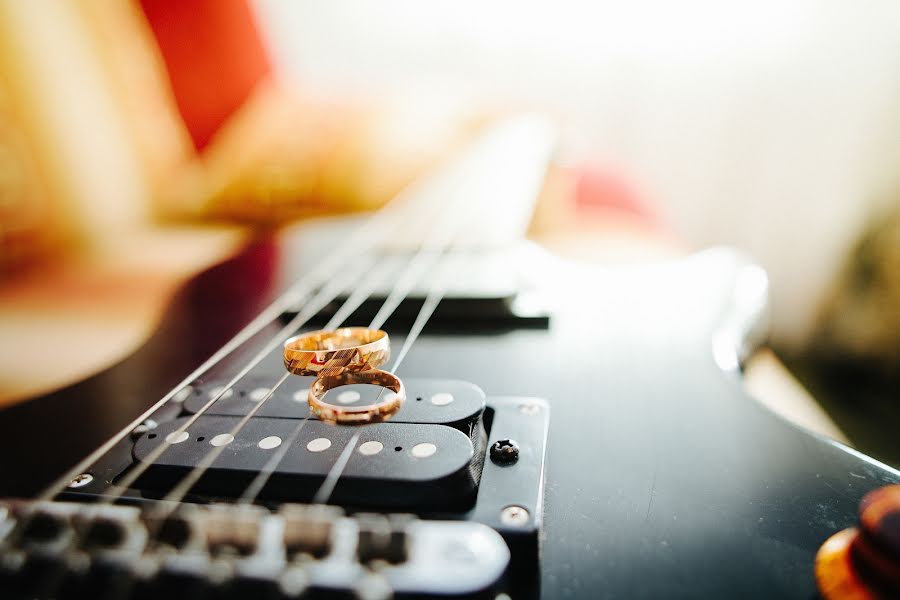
left=308, top=369, right=404, bottom=424
left=283, top=328, right=390, bottom=377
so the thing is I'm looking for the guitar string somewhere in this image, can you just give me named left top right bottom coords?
left=158, top=256, right=455, bottom=511
left=238, top=173, right=475, bottom=506
left=44, top=119, right=548, bottom=505
left=239, top=250, right=460, bottom=505
left=213, top=179, right=472, bottom=507
left=100, top=257, right=376, bottom=504
left=157, top=258, right=401, bottom=507
left=151, top=174, right=471, bottom=509
left=306, top=158, right=476, bottom=507
left=156, top=256, right=406, bottom=502
left=100, top=182, right=452, bottom=505
left=38, top=167, right=431, bottom=503
left=38, top=276, right=314, bottom=502
left=235, top=258, right=413, bottom=503
left=311, top=251, right=460, bottom=505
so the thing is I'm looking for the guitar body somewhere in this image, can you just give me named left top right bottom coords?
left=1, top=222, right=897, bottom=598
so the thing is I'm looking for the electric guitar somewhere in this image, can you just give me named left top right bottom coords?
left=0, top=118, right=897, bottom=599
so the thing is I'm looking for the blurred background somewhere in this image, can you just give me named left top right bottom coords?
left=1, top=1, right=898, bottom=460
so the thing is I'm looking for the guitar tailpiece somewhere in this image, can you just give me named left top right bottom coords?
left=0, top=500, right=510, bottom=599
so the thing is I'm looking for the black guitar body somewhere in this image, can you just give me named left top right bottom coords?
left=0, top=230, right=897, bottom=599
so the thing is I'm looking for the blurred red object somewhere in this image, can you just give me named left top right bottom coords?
left=139, top=0, right=271, bottom=152
left=575, top=164, right=666, bottom=233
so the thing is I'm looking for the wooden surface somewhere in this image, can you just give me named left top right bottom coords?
left=0, top=225, right=243, bottom=406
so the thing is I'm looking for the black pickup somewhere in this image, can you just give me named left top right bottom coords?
left=133, top=416, right=481, bottom=509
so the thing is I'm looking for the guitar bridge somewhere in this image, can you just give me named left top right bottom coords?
left=0, top=501, right=511, bottom=599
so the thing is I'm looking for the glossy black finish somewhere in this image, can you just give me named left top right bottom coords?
left=133, top=416, right=480, bottom=508
left=1, top=231, right=898, bottom=598
left=0, top=238, right=283, bottom=498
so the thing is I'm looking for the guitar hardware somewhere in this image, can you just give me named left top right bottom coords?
left=0, top=501, right=511, bottom=599
left=181, top=377, right=486, bottom=427
left=7, top=390, right=547, bottom=599
left=60, top=388, right=548, bottom=510
left=815, top=484, right=900, bottom=598
left=67, top=475, right=93, bottom=490
left=499, top=506, right=530, bottom=528
left=489, top=439, right=520, bottom=464
left=310, top=248, right=552, bottom=330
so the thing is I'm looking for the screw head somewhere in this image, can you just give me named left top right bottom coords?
left=500, top=505, right=530, bottom=527
left=490, top=439, right=520, bottom=464
left=68, top=473, right=93, bottom=488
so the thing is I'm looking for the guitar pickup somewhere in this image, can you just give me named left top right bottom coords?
left=182, top=378, right=486, bottom=433
left=131, top=417, right=481, bottom=510
left=287, top=246, right=551, bottom=329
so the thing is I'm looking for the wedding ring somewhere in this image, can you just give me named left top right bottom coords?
left=283, top=328, right=390, bottom=377
left=308, top=369, right=404, bottom=424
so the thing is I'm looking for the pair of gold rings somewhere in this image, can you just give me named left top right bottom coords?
left=283, top=327, right=403, bottom=424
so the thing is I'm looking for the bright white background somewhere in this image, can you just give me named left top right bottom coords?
left=254, top=0, right=900, bottom=347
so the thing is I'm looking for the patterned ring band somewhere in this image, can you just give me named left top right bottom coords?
left=308, top=369, right=405, bottom=424
left=283, top=328, right=390, bottom=377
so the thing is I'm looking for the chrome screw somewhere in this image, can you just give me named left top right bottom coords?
left=68, top=473, right=93, bottom=488
left=500, top=505, right=529, bottom=527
